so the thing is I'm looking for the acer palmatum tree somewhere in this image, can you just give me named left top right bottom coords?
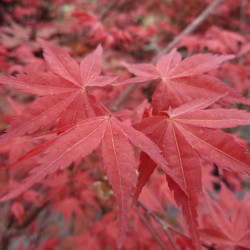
left=0, top=38, right=250, bottom=249
left=0, top=0, right=250, bottom=250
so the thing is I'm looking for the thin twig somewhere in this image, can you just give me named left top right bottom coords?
left=137, top=200, right=178, bottom=250
left=99, top=0, right=118, bottom=20
left=111, top=0, right=224, bottom=111
left=152, top=0, right=224, bottom=63
left=15, top=202, right=49, bottom=229
left=137, top=200, right=213, bottom=250
left=111, top=83, right=139, bottom=111
left=134, top=206, right=167, bottom=250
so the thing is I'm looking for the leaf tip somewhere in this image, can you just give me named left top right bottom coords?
left=95, top=44, right=103, bottom=56
left=37, top=37, right=47, bottom=47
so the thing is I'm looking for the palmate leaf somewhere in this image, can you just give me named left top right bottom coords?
left=53, top=198, right=85, bottom=229
left=0, top=115, right=185, bottom=248
left=119, top=49, right=250, bottom=112
left=0, top=39, right=116, bottom=146
left=200, top=190, right=250, bottom=249
left=133, top=97, right=250, bottom=249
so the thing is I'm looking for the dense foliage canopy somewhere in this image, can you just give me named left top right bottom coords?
left=0, top=0, right=249, bottom=249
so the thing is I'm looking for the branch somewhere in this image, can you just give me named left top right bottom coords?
left=152, top=0, right=224, bottom=63
left=111, top=0, right=224, bottom=111
left=134, top=206, right=167, bottom=250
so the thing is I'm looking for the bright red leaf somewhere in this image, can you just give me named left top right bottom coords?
left=0, top=39, right=116, bottom=146
left=119, top=49, right=250, bottom=112
left=133, top=97, right=250, bottom=249
left=201, top=190, right=250, bottom=249
left=1, top=114, right=184, bottom=248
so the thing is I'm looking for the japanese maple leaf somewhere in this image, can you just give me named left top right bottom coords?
left=0, top=20, right=31, bottom=48
left=132, top=97, right=250, bottom=249
left=0, top=114, right=185, bottom=248
left=204, top=26, right=246, bottom=54
left=53, top=198, right=85, bottom=229
left=0, top=39, right=116, bottom=146
left=119, top=49, right=250, bottom=112
left=201, top=190, right=250, bottom=249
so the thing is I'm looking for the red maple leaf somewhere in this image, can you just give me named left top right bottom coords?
left=1, top=114, right=185, bottom=247
left=201, top=189, right=250, bottom=249
left=0, top=39, right=116, bottom=146
left=132, top=97, right=250, bottom=249
left=53, top=197, right=85, bottom=229
left=119, top=49, right=250, bottom=112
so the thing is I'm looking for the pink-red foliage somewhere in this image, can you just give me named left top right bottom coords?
left=0, top=0, right=249, bottom=249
